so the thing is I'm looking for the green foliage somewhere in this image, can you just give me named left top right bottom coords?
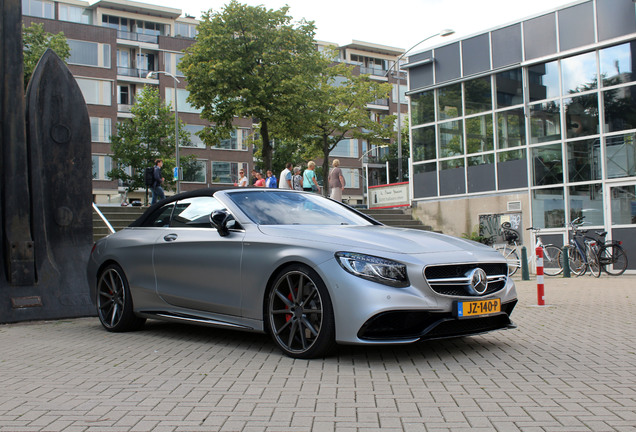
left=461, top=225, right=491, bottom=245
left=180, top=0, right=323, bottom=171
left=107, top=86, right=192, bottom=199
left=22, top=23, right=70, bottom=88
left=301, top=62, right=395, bottom=195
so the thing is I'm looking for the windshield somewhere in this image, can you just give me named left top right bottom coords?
left=225, top=190, right=373, bottom=226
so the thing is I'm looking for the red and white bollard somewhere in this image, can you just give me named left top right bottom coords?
left=536, top=246, right=545, bottom=306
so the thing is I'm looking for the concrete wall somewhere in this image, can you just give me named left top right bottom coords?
left=411, top=192, right=530, bottom=243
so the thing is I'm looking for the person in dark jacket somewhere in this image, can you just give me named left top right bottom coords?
left=151, top=159, right=166, bottom=204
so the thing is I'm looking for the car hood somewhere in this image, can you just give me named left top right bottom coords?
left=257, top=225, right=490, bottom=255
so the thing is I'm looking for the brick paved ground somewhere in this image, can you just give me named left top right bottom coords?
left=0, top=275, right=634, bottom=432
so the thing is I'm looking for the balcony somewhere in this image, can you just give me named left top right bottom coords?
left=117, top=67, right=151, bottom=78
left=359, top=66, right=387, bottom=76
left=117, top=30, right=158, bottom=44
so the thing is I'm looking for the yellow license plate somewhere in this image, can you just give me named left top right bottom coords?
left=456, top=298, right=501, bottom=318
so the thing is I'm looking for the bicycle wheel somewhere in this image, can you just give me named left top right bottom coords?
left=587, top=246, right=601, bottom=278
left=495, top=245, right=520, bottom=277
left=542, top=245, right=563, bottom=276
left=568, top=247, right=587, bottom=276
left=599, top=244, right=628, bottom=276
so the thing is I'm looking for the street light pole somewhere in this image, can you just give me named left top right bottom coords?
left=359, top=145, right=389, bottom=207
left=147, top=71, right=181, bottom=194
left=386, top=30, right=454, bottom=183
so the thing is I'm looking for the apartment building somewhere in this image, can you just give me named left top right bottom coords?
left=22, top=0, right=406, bottom=205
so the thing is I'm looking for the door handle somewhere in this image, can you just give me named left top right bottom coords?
left=163, top=233, right=178, bottom=242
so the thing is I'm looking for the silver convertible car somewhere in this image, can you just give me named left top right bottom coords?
left=87, top=188, right=517, bottom=358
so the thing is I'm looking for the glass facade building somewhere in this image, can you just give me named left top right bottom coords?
left=407, top=0, right=636, bottom=270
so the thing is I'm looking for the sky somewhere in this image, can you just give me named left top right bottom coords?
left=137, top=0, right=577, bottom=51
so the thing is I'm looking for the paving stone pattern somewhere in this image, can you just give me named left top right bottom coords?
left=0, top=276, right=635, bottom=431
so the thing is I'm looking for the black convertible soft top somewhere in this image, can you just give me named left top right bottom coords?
left=129, top=187, right=235, bottom=227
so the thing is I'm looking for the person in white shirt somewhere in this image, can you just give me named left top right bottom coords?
left=279, top=162, right=293, bottom=189
left=238, top=169, right=248, bottom=187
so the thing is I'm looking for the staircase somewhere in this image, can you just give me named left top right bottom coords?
left=92, top=206, right=146, bottom=242
left=359, top=208, right=433, bottom=231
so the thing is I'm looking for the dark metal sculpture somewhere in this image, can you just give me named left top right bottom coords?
left=0, top=0, right=94, bottom=322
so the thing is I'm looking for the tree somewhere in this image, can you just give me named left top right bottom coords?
left=23, top=23, right=70, bottom=88
left=302, top=62, right=394, bottom=196
left=108, top=86, right=192, bottom=203
left=179, top=1, right=323, bottom=171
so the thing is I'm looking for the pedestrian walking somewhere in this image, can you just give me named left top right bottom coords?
left=303, top=161, right=320, bottom=193
left=292, top=167, right=303, bottom=191
left=151, top=159, right=166, bottom=205
left=279, top=163, right=293, bottom=189
left=328, top=159, right=346, bottom=201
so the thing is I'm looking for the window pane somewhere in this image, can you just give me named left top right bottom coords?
left=76, top=78, right=111, bottom=105
left=603, top=84, right=636, bottom=133
left=564, top=94, right=599, bottom=138
left=497, top=108, right=525, bottom=149
left=412, top=126, right=436, bottom=162
left=497, top=148, right=528, bottom=190
left=569, top=184, right=604, bottom=225
left=410, top=90, right=435, bottom=125
left=600, top=42, right=636, bottom=86
left=496, top=68, right=523, bottom=107
left=464, top=76, right=492, bottom=115
left=561, top=51, right=597, bottom=95
left=606, top=133, right=636, bottom=178
left=90, top=117, right=111, bottom=143
left=532, top=187, right=565, bottom=228
left=532, top=143, right=563, bottom=186
left=437, top=84, right=462, bottom=120
left=529, top=101, right=561, bottom=143
left=566, top=138, right=601, bottom=182
left=183, top=124, right=206, bottom=148
left=182, top=160, right=206, bottom=183
left=610, top=185, right=636, bottom=225
left=170, top=197, right=223, bottom=228
left=413, top=162, right=437, bottom=198
left=332, top=139, right=359, bottom=158
left=467, top=154, right=495, bottom=193
left=528, top=61, right=559, bottom=102
left=68, top=40, right=99, bottom=67
left=341, top=168, right=360, bottom=189
left=466, top=114, right=494, bottom=153
left=439, top=120, right=463, bottom=157
left=439, top=158, right=465, bottom=196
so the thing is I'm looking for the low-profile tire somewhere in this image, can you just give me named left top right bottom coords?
left=266, top=264, right=335, bottom=359
left=96, top=263, right=146, bottom=332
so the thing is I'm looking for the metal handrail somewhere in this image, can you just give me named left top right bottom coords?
left=92, top=203, right=115, bottom=234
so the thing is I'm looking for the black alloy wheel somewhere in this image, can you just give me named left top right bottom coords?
left=267, top=265, right=335, bottom=359
left=96, top=264, right=146, bottom=332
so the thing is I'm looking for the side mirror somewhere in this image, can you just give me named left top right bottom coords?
left=210, top=210, right=231, bottom=237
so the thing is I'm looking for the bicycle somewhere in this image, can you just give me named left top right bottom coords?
left=493, top=223, right=562, bottom=277
left=593, top=231, right=629, bottom=276
left=565, top=217, right=601, bottom=278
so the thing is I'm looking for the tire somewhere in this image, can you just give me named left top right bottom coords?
left=266, top=265, right=335, bottom=359
left=568, top=247, right=587, bottom=276
left=96, top=264, right=146, bottom=332
left=587, top=246, right=601, bottom=278
left=599, top=244, right=628, bottom=276
left=542, top=245, right=563, bottom=276
left=494, top=245, right=520, bottom=277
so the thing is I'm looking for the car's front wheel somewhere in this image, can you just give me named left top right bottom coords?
left=96, top=263, right=146, bottom=332
left=266, top=265, right=335, bottom=359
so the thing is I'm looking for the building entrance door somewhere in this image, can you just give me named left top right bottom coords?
left=605, top=182, right=636, bottom=272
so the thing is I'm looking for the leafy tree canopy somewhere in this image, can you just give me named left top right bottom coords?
left=299, top=61, right=395, bottom=195
left=23, top=23, right=70, bottom=88
left=108, top=86, right=192, bottom=202
left=179, top=0, right=323, bottom=171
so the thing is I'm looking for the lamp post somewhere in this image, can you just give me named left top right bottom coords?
left=359, top=144, right=389, bottom=207
left=146, top=71, right=181, bottom=194
left=386, top=29, right=455, bottom=183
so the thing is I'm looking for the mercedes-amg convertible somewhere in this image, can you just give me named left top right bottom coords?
left=87, top=188, right=517, bottom=358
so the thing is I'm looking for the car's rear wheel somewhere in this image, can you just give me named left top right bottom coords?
left=266, top=265, right=335, bottom=359
left=96, top=263, right=145, bottom=332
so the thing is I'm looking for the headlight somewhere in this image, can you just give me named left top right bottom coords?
left=335, top=252, right=409, bottom=288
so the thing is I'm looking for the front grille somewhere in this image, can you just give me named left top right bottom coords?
left=357, top=300, right=517, bottom=340
left=424, top=263, right=507, bottom=297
